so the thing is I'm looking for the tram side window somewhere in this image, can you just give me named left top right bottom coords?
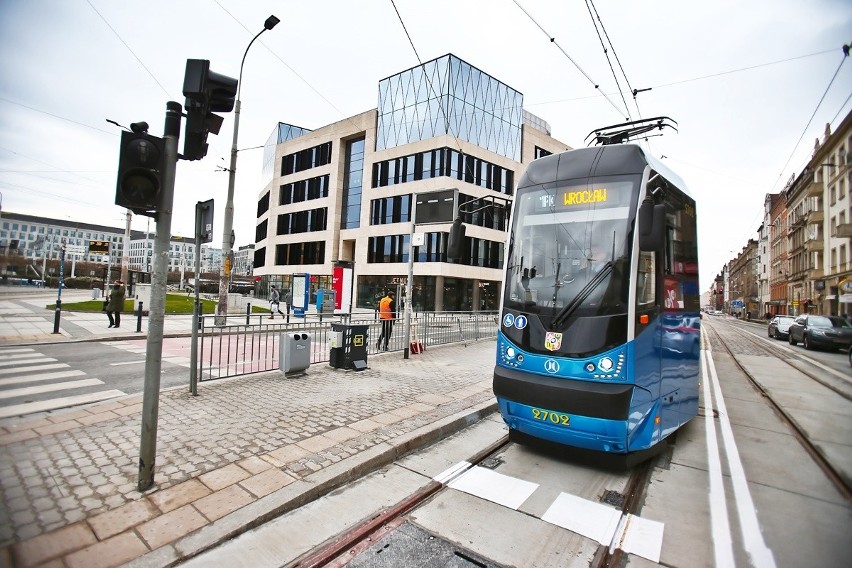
left=636, top=251, right=656, bottom=306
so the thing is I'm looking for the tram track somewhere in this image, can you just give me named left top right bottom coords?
left=289, top=427, right=666, bottom=568
left=703, top=320, right=852, bottom=502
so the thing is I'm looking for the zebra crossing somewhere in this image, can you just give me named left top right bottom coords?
left=0, top=347, right=125, bottom=420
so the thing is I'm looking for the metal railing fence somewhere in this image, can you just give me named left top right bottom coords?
left=195, top=310, right=498, bottom=381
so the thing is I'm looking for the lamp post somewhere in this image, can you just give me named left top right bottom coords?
left=217, top=15, right=280, bottom=324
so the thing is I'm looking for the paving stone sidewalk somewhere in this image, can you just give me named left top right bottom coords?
left=0, top=340, right=498, bottom=568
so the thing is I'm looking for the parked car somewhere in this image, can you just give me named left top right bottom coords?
left=767, top=315, right=795, bottom=340
left=787, top=315, right=852, bottom=351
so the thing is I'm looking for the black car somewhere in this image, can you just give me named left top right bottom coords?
left=767, top=315, right=795, bottom=340
left=788, top=315, right=852, bottom=351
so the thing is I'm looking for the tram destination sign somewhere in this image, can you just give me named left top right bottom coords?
left=88, top=240, right=111, bottom=254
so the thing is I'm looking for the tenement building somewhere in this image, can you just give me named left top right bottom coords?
left=254, top=54, right=570, bottom=311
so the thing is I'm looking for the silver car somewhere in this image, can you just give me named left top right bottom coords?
left=768, top=315, right=795, bottom=340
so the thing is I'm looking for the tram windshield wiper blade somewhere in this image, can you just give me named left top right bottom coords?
left=550, top=261, right=614, bottom=329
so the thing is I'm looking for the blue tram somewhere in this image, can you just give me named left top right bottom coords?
left=494, top=143, right=700, bottom=458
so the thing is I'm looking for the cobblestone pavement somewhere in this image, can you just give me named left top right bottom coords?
left=0, top=340, right=499, bottom=568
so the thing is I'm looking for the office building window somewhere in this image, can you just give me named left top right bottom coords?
left=369, top=195, right=411, bottom=225
left=371, top=147, right=513, bottom=196
left=274, top=241, right=325, bottom=265
left=257, top=191, right=270, bottom=217
left=341, top=137, right=365, bottom=229
left=281, top=142, right=332, bottom=176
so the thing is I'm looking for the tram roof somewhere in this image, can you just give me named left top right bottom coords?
left=520, top=144, right=692, bottom=200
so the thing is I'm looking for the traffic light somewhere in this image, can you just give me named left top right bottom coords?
left=182, top=59, right=238, bottom=161
left=115, top=129, right=165, bottom=216
left=447, top=217, right=466, bottom=260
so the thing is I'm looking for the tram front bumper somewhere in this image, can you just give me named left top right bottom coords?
left=493, top=366, right=657, bottom=454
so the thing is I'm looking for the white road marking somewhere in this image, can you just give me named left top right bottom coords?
left=109, top=361, right=146, bottom=366
left=0, top=351, right=38, bottom=359
left=0, top=370, right=86, bottom=387
left=433, top=461, right=472, bottom=485
left=0, top=378, right=104, bottom=400
left=706, top=345, right=777, bottom=567
left=613, top=514, right=665, bottom=563
left=448, top=465, right=538, bottom=510
left=0, top=358, right=57, bottom=368
left=0, top=348, right=36, bottom=354
left=0, top=390, right=126, bottom=419
left=434, top=460, right=666, bottom=563
left=0, top=363, right=68, bottom=376
left=702, top=345, right=735, bottom=568
left=542, top=491, right=622, bottom=545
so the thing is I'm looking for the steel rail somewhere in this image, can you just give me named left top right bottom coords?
left=288, top=435, right=511, bottom=568
left=704, top=321, right=852, bottom=502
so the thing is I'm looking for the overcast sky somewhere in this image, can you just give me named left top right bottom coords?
left=1, top=0, right=850, bottom=290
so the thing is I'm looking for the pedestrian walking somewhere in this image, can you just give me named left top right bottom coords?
left=376, top=291, right=396, bottom=351
left=105, top=279, right=126, bottom=328
left=269, top=285, right=285, bottom=319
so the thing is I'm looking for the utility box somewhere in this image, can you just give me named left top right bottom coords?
left=328, top=330, right=344, bottom=349
left=134, top=283, right=151, bottom=313
left=280, top=333, right=311, bottom=374
left=328, top=323, right=368, bottom=371
left=317, top=289, right=336, bottom=314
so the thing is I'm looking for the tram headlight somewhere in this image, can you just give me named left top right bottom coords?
left=585, top=362, right=595, bottom=372
left=598, top=357, right=614, bottom=372
left=506, top=347, right=516, bottom=359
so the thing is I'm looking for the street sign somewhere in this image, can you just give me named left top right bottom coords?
left=65, top=245, right=86, bottom=256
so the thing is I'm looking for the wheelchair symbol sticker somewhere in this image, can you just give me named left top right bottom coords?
left=544, top=359, right=559, bottom=373
left=514, top=315, right=528, bottom=330
left=503, top=313, right=515, bottom=328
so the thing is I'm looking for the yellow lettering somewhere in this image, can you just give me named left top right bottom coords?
left=562, top=188, right=608, bottom=206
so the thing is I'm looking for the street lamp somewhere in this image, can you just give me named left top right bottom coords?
left=217, top=14, right=280, bottom=322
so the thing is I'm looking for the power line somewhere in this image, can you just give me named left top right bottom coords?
left=769, top=44, right=850, bottom=193
left=511, top=0, right=629, bottom=120
left=0, top=97, right=116, bottom=136
left=85, top=0, right=171, bottom=98
left=584, top=0, right=633, bottom=121
left=529, top=48, right=839, bottom=107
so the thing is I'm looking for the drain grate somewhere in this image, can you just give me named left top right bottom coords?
left=601, top=489, right=625, bottom=507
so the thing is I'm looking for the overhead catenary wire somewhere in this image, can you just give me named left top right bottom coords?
left=512, top=0, right=629, bottom=120
left=85, top=0, right=171, bottom=98
left=583, top=0, right=633, bottom=121
left=769, top=43, right=850, bottom=193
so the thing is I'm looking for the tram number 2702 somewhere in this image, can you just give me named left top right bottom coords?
left=531, top=408, right=570, bottom=426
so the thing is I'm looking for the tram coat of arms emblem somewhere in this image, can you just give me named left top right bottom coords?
left=544, top=331, right=562, bottom=351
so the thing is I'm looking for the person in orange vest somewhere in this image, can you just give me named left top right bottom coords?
left=376, top=291, right=396, bottom=351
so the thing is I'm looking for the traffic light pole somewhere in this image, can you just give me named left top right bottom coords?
left=138, top=101, right=182, bottom=492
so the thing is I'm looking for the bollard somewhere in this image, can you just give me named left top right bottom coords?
left=136, top=302, right=143, bottom=333
left=52, top=299, right=62, bottom=334
left=246, top=302, right=252, bottom=326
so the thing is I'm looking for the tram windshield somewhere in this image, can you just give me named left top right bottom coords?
left=504, top=178, right=638, bottom=326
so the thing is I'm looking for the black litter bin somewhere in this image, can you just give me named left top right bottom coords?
left=329, top=323, right=369, bottom=370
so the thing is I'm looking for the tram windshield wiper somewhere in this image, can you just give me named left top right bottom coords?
left=550, top=261, right=614, bottom=329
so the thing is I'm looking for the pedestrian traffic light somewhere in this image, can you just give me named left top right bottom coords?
left=447, top=217, right=466, bottom=260
left=115, top=128, right=166, bottom=217
left=182, top=59, right=238, bottom=161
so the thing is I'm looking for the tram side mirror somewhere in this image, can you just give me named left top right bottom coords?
left=638, top=200, right=666, bottom=251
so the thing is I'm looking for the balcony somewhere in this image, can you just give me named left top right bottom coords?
left=833, top=223, right=852, bottom=238
left=804, top=239, right=824, bottom=252
left=807, top=267, right=825, bottom=279
left=806, top=180, right=824, bottom=197
left=804, top=209, right=824, bottom=223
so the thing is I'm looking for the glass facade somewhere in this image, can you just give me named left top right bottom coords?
left=376, top=54, right=523, bottom=160
left=262, top=122, right=313, bottom=185
left=341, top=138, right=365, bottom=229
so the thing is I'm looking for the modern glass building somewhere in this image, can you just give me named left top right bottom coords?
left=253, top=54, right=570, bottom=311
